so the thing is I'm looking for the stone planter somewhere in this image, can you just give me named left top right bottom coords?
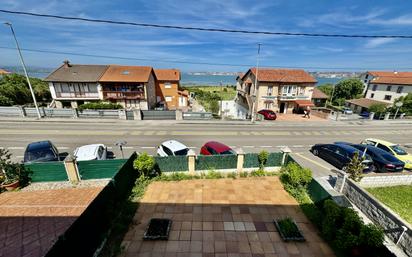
left=143, top=218, right=172, bottom=240
left=274, top=218, right=305, bottom=242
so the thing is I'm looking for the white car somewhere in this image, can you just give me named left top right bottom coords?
left=157, top=140, right=189, bottom=157
left=342, top=107, right=353, bottom=115
left=74, top=144, right=107, bottom=161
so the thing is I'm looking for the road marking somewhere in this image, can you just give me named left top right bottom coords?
left=320, top=131, right=331, bottom=135
left=7, top=147, right=24, bottom=150
left=302, top=131, right=312, bottom=136
left=131, top=131, right=142, bottom=135
left=141, top=146, right=155, bottom=149
left=171, top=131, right=238, bottom=136
left=261, top=131, right=291, bottom=136
left=311, top=131, right=322, bottom=136
left=294, top=153, right=331, bottom=171
left=156, top=131, right=167, bottom=135
left=243, top=146, right=255, bottom=148
left=188, top=147, right=197, bottom=149
left=122, top=146, right=134, bottom=149
left=0, top=129, right=125, bottom=136
left=16, top=156, right=24, bottom=158
left=292, top=132, right=301, bottom=135
left=260, top=146, right=273, bottom=148
left=292, top=145, right=304, bottom=147
left=240, top=132, right=250, bottom=136
left=251, top=131, right=261, bottom=135
left=58, top=147, right=69, bottom=150
left=143, top=131, right=155, bottom=136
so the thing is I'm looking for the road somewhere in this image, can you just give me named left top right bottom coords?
left=1, top=119, right=412, bottom=177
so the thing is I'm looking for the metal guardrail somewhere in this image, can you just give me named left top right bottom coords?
left=183, top=112, right=213, bottom=120
left=141, top=110, right=176, bottom=120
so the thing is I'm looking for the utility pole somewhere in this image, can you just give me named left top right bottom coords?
left=220, top=81, right=223, bottom=120
left=4, top=22, right=41, bottom=119
left=251, top=43, right=261, bottom=123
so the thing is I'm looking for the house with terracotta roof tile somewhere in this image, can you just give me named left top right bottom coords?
left=360, top=71, right=412, bottom=104
left=311, top=87, right=329, bottom=107
left=236, top=68, right=317, bottom=116
left=154, top=69, right=188, bottom=110
left=0, top=68, right=11, bottom=76
left=99, top=65, right=156, bottom=109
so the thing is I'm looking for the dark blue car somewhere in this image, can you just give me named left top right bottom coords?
left=310, top=143, right=374, bottom=172
left=335, top=142, right=404, bottom=173
left=24, top=140, right=60, bottom=163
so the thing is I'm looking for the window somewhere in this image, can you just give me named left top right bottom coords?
left=282, top=85, right=297, bottom=96
left=370, top=93, right=374, bottom=98
left=164, top=82, right=172, bottom=89
left=165, top=96, right=172, bottom=102
left=267, top=86, right=273, bottom=96
left=386, top=85, right=392, bottom=91
left=162, top=145, right=174, bottom=156
left=206, top=146, right=217, bottom=155
left=97, top=146, right=104, bottom=159
left=376, top=143, right=392, bottom=154
left=365, top=74, right=369, bottom=79
left=397, top=86, right=404, bottom=93
left=384, top=95, right=392, bottom=101
left=265, top=102, right=272, bottom=109
left=372, top=85, right=377, bottom=91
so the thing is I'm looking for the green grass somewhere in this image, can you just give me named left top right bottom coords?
left=367, top=185, right=412, bottom=224
left=188, top=86, right=236, bottom=100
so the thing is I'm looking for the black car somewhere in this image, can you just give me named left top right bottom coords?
left=310, top=143, right=374, bottom=172
left=335, top=142, right=404, bottom=173
left=24, top=140, right=60, bottom=163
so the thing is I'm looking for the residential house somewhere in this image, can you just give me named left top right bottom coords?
left=236, top=68, right=317, bottom=116
left=99, top=65, right=156, bottom=110
left=346, top=98, right=390, bottom=114
left=311, top=88, right=329, bottom=107
left=0, top=68, right=11, bottom=76
left=360, top=71, right=412, bottom=103
left=44, top=60, right=108, bottom=108
left=154, top=69, right=188, bottom=110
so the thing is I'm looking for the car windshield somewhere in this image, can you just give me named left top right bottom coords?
left=26, top=149, right=56, bottom=162
left=174, top=148, right=189, bottom=156
left=220, top=149, right=235, bottom=155
left=390, top=145, right=408, bottom=155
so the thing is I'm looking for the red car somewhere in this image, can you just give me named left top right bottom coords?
left=200, top=141, right=236, bottom=155
left=257, top=109, right=277, bottom=120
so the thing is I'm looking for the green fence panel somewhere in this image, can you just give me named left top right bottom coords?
left=25, top=162, right=68, bottom=182
left=77, top=159, right=127, bottom=180
left=266, top=152, right=283, bottom=167
left=307, top=178, right=332, bottom=203
left=154, top=155, right=188, bottom=172
left=243, top=153, right=259, bottom=168
left=195, top=154, right=237, bottom=171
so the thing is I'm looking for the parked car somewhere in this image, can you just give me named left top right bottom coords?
left=200, top=141, right=235, bottom=155
left=157, top=140, right=189, bottom=157
left=257, top=109, right=277, bottom=120
left=359, top=111, right=370, bottom=118
left=24, top=140, right=60, bottom=163
left=342, top=107, right=353, bottom=115
left=74, top=144, right=107, bottom=161
left=336, top=142, right=405, bottom=173
left=310, top=143, right=373, bottom=172
left=361, top=138, right=412, bottom=170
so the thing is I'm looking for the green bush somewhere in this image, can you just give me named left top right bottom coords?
left=276, top=217, right=301, bottom=238
left=205, top=170, right=224, bottom=179
left=258, top=150, right=269, bottom=170
left=250, top=169, right=266, bottom=177
left=78, top=101, right=123, bottom=111
left=133, top=153, right=156, bottom=177
left=359, top=224, right=385, bottom=248
left=239, top=171, right=248, bottom=178
left=280, top=162, right=312, bottom=187
left=346, top=151, right=364, bottom=182
left=227, top=172, right=237, bottom=179
left=334, top=229, right=359, bottom=250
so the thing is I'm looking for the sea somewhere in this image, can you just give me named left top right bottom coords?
left=6, top=67, right=343, bottom=86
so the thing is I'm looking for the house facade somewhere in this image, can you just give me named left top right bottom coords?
left=99, top=65, right=156, bottom=109
left=236, top=68, right=317, bottom=116
left=154, top=69, right=188, bottom=110
left=360, top=71, right=412, bottom=104
left=44, top=61, right=108, bottom=108
left=311, top=87, right=328, bottom=107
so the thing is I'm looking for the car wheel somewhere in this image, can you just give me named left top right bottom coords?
left=313, top=149, right=319, bottom=156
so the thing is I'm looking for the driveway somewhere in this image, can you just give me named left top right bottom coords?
left=121, top=177, right=335, bottom=257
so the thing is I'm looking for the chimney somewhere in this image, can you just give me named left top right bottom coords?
left=63, top=60, right=71, bottom=68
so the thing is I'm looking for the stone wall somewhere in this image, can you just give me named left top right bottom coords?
left=341, top=178, right=412, bottom=257
left=359, top=173, right=412, bottom=188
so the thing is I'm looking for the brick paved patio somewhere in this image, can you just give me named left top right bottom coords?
left=0, top=187, right=104, bottom=257
left=121, top=177, right=335, bottom=257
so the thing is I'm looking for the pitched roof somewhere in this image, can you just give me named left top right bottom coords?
left=100, top=65, right=153, bottom=82
left=244, top=68, right=317, bottom=83
left=44, top=63, right=108, bottom=82
left=154, top=69, right=180, bottom=81
left=312, top=88, right=328, bottom=99
left=368, top=71, right=412, bottom=85
left=0, top=68, right=10, bottom=75
left=345, top=98, right=390, bottom=108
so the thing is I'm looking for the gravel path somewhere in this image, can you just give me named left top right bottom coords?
left=21, top=179, right=111, bottom=192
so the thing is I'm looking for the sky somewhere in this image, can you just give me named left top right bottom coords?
left=1, top=0, right=412, bottom=72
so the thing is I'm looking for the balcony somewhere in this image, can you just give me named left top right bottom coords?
left=278, top=95, right=310, bottom=101
left=55, top=92, right=99, bottom=99
left=102, top=91, right=145, bottom=100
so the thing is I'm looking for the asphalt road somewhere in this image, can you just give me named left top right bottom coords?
left=1, top=119, right=411, bottom=177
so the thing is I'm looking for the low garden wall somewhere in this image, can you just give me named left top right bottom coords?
left=25, top=161, right=68, bottom=182
left=359, top=172, right=412, bottom=188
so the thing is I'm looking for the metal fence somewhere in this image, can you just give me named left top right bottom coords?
left=78, top=109, right=120, bottom=119
left=141, top=110, right=176, bottom=120
left=25, top=161, right=68, bottom=182
left=154, top=155, right=188, bottom=172
left=77, top=159, right=128, bottom=180
left=0, top=106, right=21, bottom=116
left=183, top=112, right=213, bottom=120
left=195, top=154, right=238, bottom=171
left=243, top=152, right=283, bottom=168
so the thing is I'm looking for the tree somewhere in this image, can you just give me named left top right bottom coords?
left=317, top=83, right=334, bottom=97
left=345, top=151, right=364, bottom=182
left=334, top=79, right=364, bottom=101
left=368, top=103, right=387, bottom=114
left=392, top=93, right=412, bottom=115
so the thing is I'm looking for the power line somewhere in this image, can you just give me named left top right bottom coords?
left=2, top=45, right=412, bottom=71
left=2, top=9, right=412, bottom=39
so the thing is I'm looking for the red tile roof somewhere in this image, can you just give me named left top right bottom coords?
left=244, top=68, right=316, bottom=83
left=154, top=69, right=180, bottom=81
left=345, top=98, right=390, bottom=108
left=312, top=88, right=328, bottom=99
left=368, top=71, right=412, bottom=85
left=100, top=65, right=153, bottom=82
left=294, top=100, right=314, bottom=107
left=0, top=68, right=11, bottom=75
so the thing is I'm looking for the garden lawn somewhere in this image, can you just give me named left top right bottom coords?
left=367, top=185, right=412, bottom=224
left=187, top=85, right=236, bottom=100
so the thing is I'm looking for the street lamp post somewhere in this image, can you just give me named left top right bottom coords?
left=4, top=22, right=41, bottom=119
left=394, top=101, right=403, bottom=120
left=251, top=43, right=261, bottom=123
left=220, top=81, right=223, bottom=120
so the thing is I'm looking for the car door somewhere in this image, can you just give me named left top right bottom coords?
left=320, top=145, right=337, bottom=165
left=334, top=146, right=349, bottom=169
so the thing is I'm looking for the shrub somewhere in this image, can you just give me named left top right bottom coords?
left=205, top=170, right=223, bottom=179
left=346, top=151, right=364, bottom=182
left=258, top=150, right=269, bottom=170
left=227, top=172, right=237, bottom=179
left=133, top=153, right=156, bottom=177
left=359, top=224, right=384, bottom=248
left=78, top=101, right=123, bottom=111
left=276, top=217, right=301, bottom=238
left=250, top=169, right=266, bottom=177
left=239, top=171, right=248, bottom=178
left=0, top=149, right=31, bottom=189
left=334, top=229, right=359, bottom=250
left=280, top=162, right=312, bottom=187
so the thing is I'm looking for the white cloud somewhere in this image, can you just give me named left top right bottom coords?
left=369, top=15, right=412, bottom=26
left=364, top=38, right=396, bottom=48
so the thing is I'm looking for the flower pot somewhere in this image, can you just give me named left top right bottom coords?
left=1, top=180, right=20, bottom=191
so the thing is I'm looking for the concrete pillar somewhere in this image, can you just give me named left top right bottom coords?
left=19, top=106, right=27, bottom=117
left=55, top=101, right=63, bottom=108
left=334, top=169, right=348, bottom=193
left=71, top=101, right=78, bottom=109
left=175, top=109, right=183, bottom=120
left=118, top=109, right=127, bottom=120
left=72, top=108, right=79, bottom=118
left=133, top=108, right=142, bottom=120
left=236, top=148, right=244, bottom=174
left=369, top=112, right=375, bottom=120
left=187, top=149, right=196, bottom=175
left=384, top=112, right=390, bottom=120
left=400, top=113, right=405, bottom=119
left=64, top=155, right=80, bottom=183
left=281, top=146, right=292, bottom=166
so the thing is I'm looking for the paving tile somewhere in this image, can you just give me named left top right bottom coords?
left=191, top=230, right=203, bottom=241
left=223, top=222, right=235, bottom=231
left=214, top=241, right=227, bottom=253
left=234, top=222, right=246, bottom=231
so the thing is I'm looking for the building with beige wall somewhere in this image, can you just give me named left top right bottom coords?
left=236, top=68, right=317, bottom=117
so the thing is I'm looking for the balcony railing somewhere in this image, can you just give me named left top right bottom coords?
left=55, top=92, right=99, bottom=99
left=102, top=91, right=145, bottom=100
left=279, top=95, right=310, bottom=100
